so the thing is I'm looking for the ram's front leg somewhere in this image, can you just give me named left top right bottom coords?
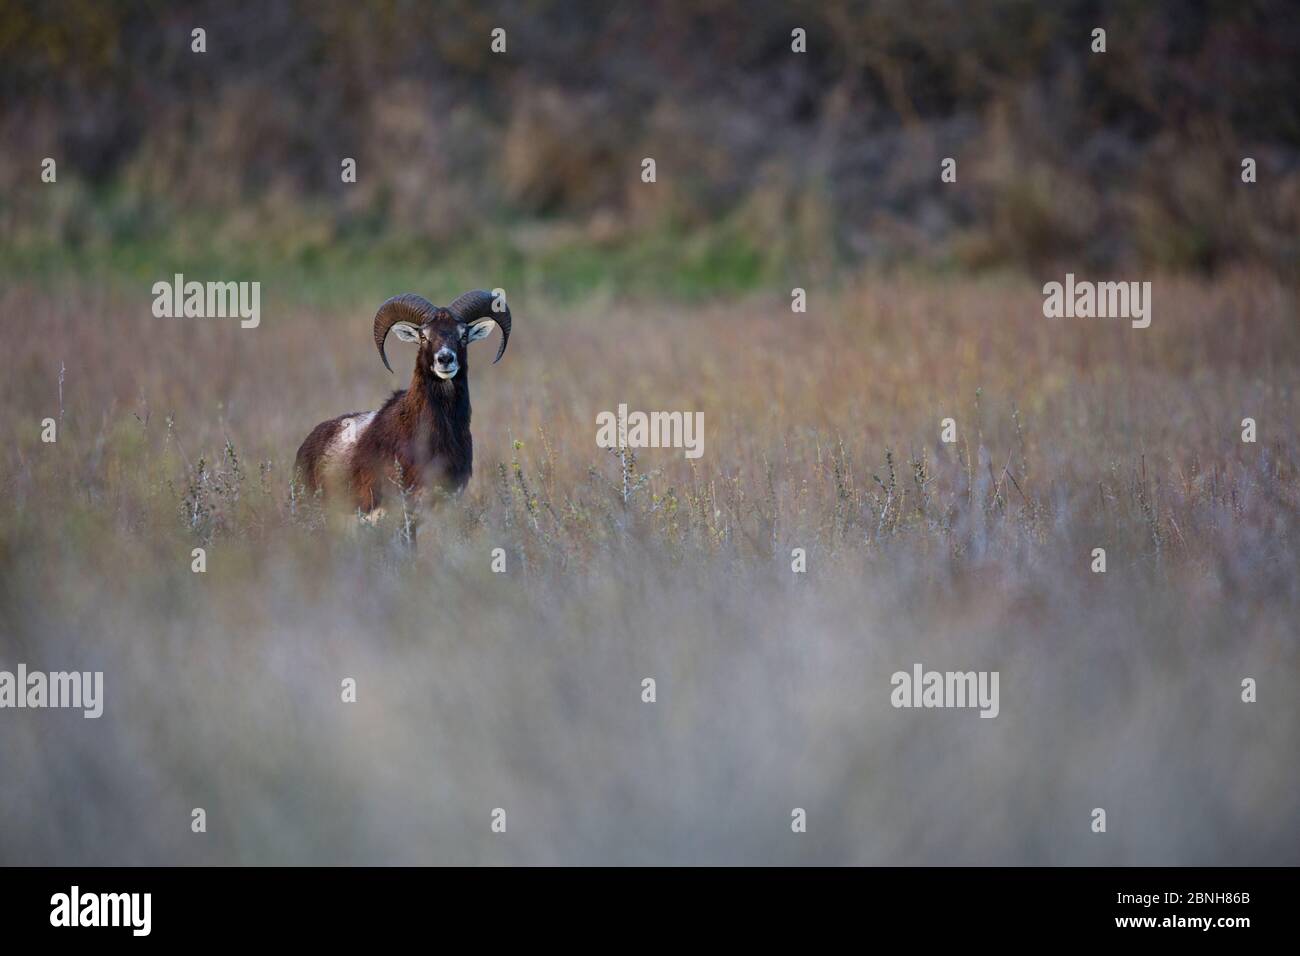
left=384, top=477, right=423, bottom=548
left=358, top=506, right=388, bottom=526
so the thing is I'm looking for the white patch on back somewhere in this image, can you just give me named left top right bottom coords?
left=320, top=411, right=375, bottom=483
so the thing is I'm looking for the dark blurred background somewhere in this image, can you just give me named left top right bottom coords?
left=2, top=0, right=1298, bottom=293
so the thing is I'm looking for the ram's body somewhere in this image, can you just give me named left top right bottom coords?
left=293, top=291, right=510, bottom=517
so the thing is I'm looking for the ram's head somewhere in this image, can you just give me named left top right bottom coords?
left=373, top=290, right=512, bottom=379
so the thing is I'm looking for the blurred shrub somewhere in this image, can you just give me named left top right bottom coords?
left=1, top=0, right=1297, bottom=281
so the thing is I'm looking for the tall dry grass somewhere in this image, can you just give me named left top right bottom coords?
left=0, top=271, right=1296, bottom=863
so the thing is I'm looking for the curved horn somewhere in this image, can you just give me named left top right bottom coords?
left=373, top=293, right=438, bottom=373
left=447, top=289, right=512, bottom=364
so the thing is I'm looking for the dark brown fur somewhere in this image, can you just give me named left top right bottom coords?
left=348, top=365, right=473, bottom=512
left=294, top=308, right=476, bottom=513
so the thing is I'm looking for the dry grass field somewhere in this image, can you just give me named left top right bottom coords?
left=1, top=268, right=1296, bottom=864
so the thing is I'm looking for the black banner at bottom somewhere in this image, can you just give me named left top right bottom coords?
left=0, top=867, right=1288, bottom=942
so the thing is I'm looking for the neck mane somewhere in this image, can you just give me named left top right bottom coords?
left=403, top=363, right=472, bottom=464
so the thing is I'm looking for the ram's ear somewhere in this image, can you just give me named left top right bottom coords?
left=390, top=323, right=422, bottom=343
left=466, top=319, right=497, bottom=343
